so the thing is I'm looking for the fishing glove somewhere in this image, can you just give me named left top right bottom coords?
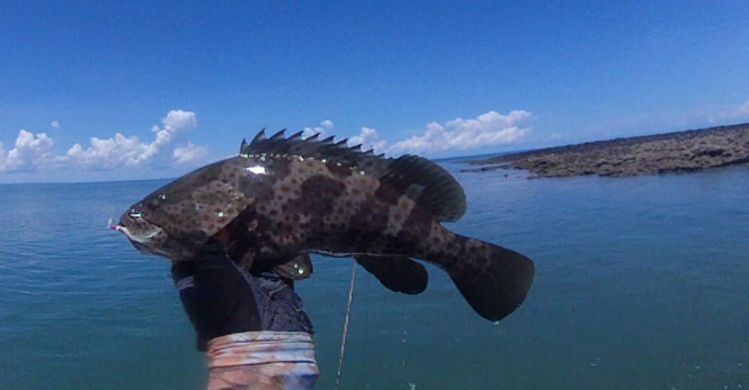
left=171, top=241, right=263, bottom=350
left=171, top=240, right=313, bottom=351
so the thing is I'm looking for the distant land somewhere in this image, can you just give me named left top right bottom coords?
left=464, top=123, right=749, bottom=178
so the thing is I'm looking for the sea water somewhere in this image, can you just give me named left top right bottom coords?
left=1, top=163, right=747, bottom=389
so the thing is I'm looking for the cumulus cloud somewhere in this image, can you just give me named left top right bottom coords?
left=707, top=100, right=749, bottom=123
left=66, top=109, right=199, bottom=168
left=733, top=101, right=749, bottom=117
left=173, top=142, right=209, bottom=164
left=0, top=130, right=56, bottom=172
left=51, top=121, right=61, bottom=129
left=302, top=110, right=532, bottom=156
left=388, top=110, right=531, bottom=153
left=347, top=127, right=388, bottom=152
left=302, top=119, right=335, bottom=138
left=1, top=109, right=208, bottom=175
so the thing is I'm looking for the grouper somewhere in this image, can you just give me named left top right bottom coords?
left=116, top=129, right=535, bottom=321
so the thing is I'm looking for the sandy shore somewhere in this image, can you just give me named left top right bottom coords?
left=465, top=123, right=749, bottom=178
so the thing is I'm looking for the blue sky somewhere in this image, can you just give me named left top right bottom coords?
left=2, top=1, right=749, bottom=183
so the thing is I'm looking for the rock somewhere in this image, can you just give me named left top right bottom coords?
left=466, top=123, right=749, bottom=178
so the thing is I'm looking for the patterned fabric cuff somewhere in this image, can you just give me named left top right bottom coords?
left=206, top=331, right=317, bottom=368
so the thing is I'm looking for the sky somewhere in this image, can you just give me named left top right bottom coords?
left=2, top=1, right=749, bottom=183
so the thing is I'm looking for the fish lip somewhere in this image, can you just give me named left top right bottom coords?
left=117, top=225, right=164, bottom=243
left=118, top=225, right=173, bottom=257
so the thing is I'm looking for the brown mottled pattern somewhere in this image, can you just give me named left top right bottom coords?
left=124, top=152, right=496, bottom=272
left=119, top=133, right=535, bottom=321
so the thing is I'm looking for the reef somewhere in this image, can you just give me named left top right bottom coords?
left=465, top=123, right=749, bottom=178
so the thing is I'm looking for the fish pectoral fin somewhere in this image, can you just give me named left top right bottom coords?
left=273, top=254, right=314, bottom=280
left=355, top=255, right=428, bottom=295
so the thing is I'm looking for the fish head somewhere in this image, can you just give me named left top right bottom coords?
left=117, top=158, right=253, bottom=261
left=117, top=204, right=193, bottom=259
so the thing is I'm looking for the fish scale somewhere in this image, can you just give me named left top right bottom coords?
left=117, top=129, right=535, bottom=321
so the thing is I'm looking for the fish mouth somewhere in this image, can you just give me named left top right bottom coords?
left=115, top=210, right=169, bottom=255
left=115, top=225, right=163, bottom=244
left=116, top=224, right=175, bottom=258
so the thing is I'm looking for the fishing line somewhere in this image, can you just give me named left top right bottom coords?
left=335, top=261, right=357, bottom=390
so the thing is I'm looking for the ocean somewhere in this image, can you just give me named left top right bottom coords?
left=1, top=162, right=747, bottom=389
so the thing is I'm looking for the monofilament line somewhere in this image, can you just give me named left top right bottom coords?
left=335, top=261, right=357, bottom=390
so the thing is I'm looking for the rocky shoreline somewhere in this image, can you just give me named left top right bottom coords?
left=465, top=123, right=749, bottom=178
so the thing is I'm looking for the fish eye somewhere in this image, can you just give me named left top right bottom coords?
left=129, top=211, right=143, bottom=219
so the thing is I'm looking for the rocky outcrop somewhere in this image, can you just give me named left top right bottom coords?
left=466, top=123, right=749, bottom=178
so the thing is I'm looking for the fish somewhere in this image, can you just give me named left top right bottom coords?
left=117, top=129, right=535, bottom=321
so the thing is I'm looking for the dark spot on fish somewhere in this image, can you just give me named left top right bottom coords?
left=396, top=205, right=432, bottom=253
left=299, top=175, right=345, bottom=218
left=328, top=162, right=353, bottom=177
left=374, top=184, right=399, bottom=205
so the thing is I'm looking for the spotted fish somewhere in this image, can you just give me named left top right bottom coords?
left=117, top=129, right=535, bottom=321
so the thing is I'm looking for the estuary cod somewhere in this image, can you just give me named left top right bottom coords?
left=118, top=130, right=535, bottom=321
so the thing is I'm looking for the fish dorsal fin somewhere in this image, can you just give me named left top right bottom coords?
left=380, top=155, right=466, bottom=222
left=240, top=129, right=393, bottom=176
left=240, top=129, right=466, bottom=221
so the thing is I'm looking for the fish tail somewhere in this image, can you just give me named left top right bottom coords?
left=423, top=225, right=535, bottom=321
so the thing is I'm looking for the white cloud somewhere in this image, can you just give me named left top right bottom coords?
left=303, top=110, right=532, bottom=157
left=302, top=119, right=335, bottom=138
left=173, top=142, right=209, bottom=164
left=51, top=121, right=61, bottom=129
left=388, top=110, right=531, bottom=153
left=1, top=109, right=208, bottom=175
left=707, top=100, right=749, bottom=123
left=66, top=109, right=199, bottom=168
left=733, top=101, right=749, bottom=117
left=66, top=133, right=150, bottom=168
left=0, top=130, right=56, bottom=172
left=348, top=127, right=388, bottom=152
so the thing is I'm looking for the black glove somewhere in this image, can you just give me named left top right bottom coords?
left=171, top=240, right=262, bottom=351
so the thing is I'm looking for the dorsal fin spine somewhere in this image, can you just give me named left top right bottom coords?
left=239, top=129, right=465, bottom=221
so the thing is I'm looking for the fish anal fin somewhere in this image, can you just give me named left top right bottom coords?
left=355, top=255, right=428, bottom=295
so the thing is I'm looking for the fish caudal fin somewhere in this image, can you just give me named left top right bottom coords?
left=355, top=255, right=428, bottom=295
left=439, top=238, right=535, bottom=321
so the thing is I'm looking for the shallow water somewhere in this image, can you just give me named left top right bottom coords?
left=1, top=164, right=747, bottom=389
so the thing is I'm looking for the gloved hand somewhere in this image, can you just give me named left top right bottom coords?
left=171, top=240, right=262, bottom=351
left=171, top=229, right=315, bottom=352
